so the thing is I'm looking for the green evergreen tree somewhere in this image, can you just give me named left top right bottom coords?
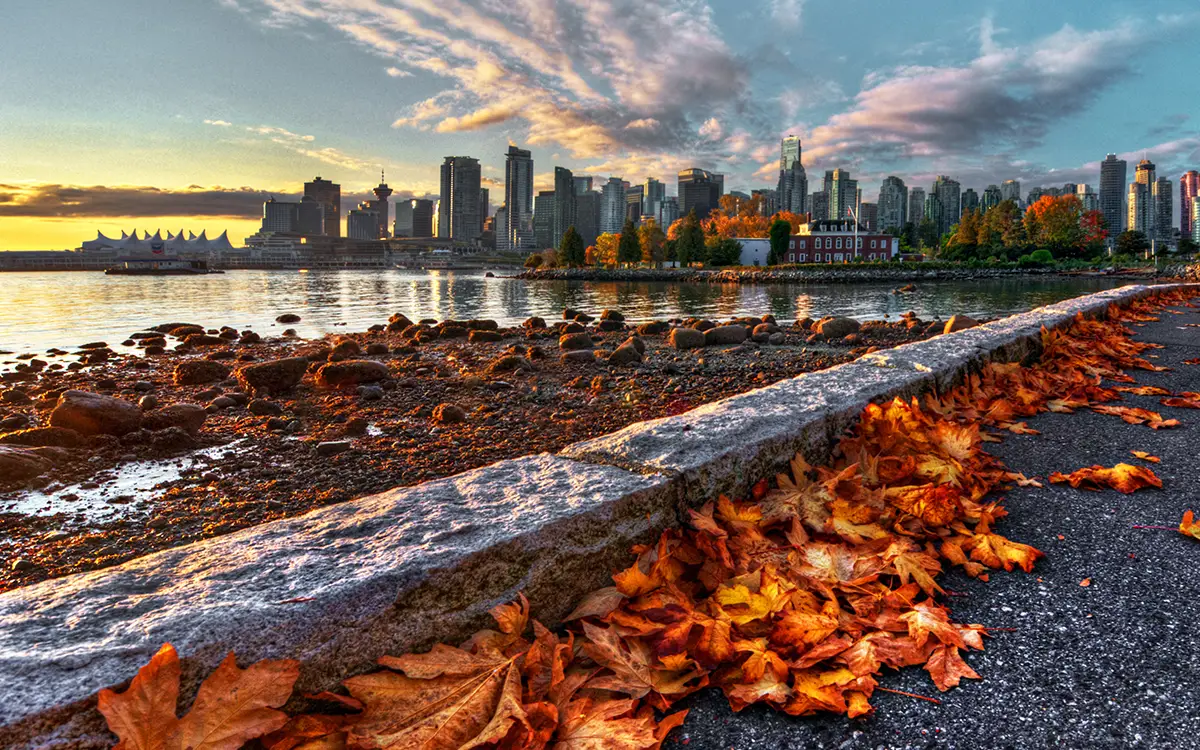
left=618, top=219, right=641, bottom=265
left=558, top=226, right=585, bottom=267
left=768, top=218, right=791, bottom=266
left=675, top=210, right=703, bottom=268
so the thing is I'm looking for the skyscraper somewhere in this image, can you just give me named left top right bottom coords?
left=1181, top=171, right=1199, bottom=241
left=931, top=176, right=961, bottom=238
left=860, top=203, right=878, bottom=231
left=809, top=191, right=829, bottom=224
left=1076, top=184, right=1099, bottom=213
left=261, top=198, right=299, bottom=233
left=960, top=188, right=979, bottom=217
left=908, top=188, right=926, bottom=229
left=982, top=185, right=1001, bottom=212
left=1100, top=154, right=1128, bottom=236
left=575, top=191, right=601, bottom=247
left=600, top=178, right=626, bottom=234
left=776, top=135, right=808, bottom=215
left=658, top=196, right=680, bottom=228
left=503, top=145, right=534, bottom=252
left=347, top=204, right=380, bottom=240
left=553, top=167, right=576, bottom=248
left=304, top=176, right=341, bottom=238
left=1154, top=177, right=1173, bottom=245
left=438, top=156, right=482, bottom=241
left=1000, top=179, right=1021, bottom=206
left=678, top=168, right=720, bottom=218
left=643, top=178, right=666, bottom=221
left=573, top=176, right=593, bottom=195
left=878, top=176, right=907, bottom=232
left=297, top=196, right=325, bottom=235
left=534, top=191, right=555, bottom=249
left=829, top=169, right=857, bottom=222
left=625, top=184, right=644, bottom=223
left=1128, top=159, right=1157, bottom=240
left=478, top=188, right=490, bottom=234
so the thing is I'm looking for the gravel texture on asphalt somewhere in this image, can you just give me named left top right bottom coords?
left=666, top=302, right=1200, bottom=749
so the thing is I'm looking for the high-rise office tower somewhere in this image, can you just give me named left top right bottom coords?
left=261, top=198, right=299, bottom=233
left=553, top=167, right=576, bottom=248
left=860, top=202, right=878, bottom=231
left=478, top=187, right=490, bottom=234
left=1154, top=177, right=1173, bottom=245
left=776, top=135, right=808, bottom=215
left=304, top=176, right=341, bottom=237
left=908, top=188, right=926, bottom=228
left=809, top=191, right=828, bottom=223
left=625, top=184, right=644, bottom=223
left=932, top=176, right=961, bottom=237
left=960, top=188, right=979, bottom=217
left=1076, top=184, right=1099, bottom=212
left=878, top=176, right=907, bottom=232
left=677, top=168, right=720, bottom=218
left=575, top=191, right=601, bottom=247
left=658, top=196, right=680, bottom=228
left=982, top=185, right=1001, bottom=212
left=297, top=196, right=325, bottom=235
left=438, top=156, right=482, bottom=241
left=573, top=176, right=593, bottom=195
left=1100, top=154, right=1128, bottom=236
left=503, top=145, right=534, bottom=251
left=347, top=203, right=380, bottom=240
left=643, top=178, right=666, bottom=221
left=1000, top=179, right=1021, bottom=206
left=829, top=169, right=857, bottom=222
left=1128, top=159, right=1157, bottom=240
left=1181, top=171, right=1199, bottom=240
left=534, top=191, right=555, bottom=249
left=600, top=178, right=626, bottom=234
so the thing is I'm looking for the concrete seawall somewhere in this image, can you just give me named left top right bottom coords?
left=0, top=283, right=1184, bottom=748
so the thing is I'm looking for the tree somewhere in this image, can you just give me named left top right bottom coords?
left=595, top=233, right=620, bottom=267
left=675, top=210, right=704, bottom=268
left=637, top=219, right=667, bottom=267
left=523, top=253, right=543, bottom=269
left=768, top=218, right=791, bottom=266
left=1179, top=236, right=1199, bottom=255
left=618, top=220, right=641, bottom=265
left=1116, top=230, right=1150, bottom=256
left=1080, top=210, right=1109, bottom=256
left=705, top=237, right=743, bottom=266
left=584, top=245, right=597, bottom=266
left=917, top=218, right=939, bottom=251
left=1025, top=195, right=1084, bottom=258
left=558, top=226, right=586, bottom=267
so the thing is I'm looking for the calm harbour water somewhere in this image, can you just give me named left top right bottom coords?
left=0, top=269, right=1129, bottom=353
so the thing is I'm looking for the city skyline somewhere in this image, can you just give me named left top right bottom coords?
left=2, top=1, right=1199, bottom=249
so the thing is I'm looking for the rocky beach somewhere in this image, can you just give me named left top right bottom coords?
left=0, top=307, right=963, bottom=591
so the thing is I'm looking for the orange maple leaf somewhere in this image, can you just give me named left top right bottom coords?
left=1180, top=511, right=1200, bottom=541
left=1049, top=463, right=1163, bottom=494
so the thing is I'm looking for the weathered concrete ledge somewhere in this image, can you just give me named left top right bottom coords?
left=0, top=283, right=1186, bottom=748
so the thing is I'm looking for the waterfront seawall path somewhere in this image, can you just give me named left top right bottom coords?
left=667, top=300, right=1200, bottom=749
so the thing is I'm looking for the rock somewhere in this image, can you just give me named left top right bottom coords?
left=147, top=517, right=170, bottom=530
left=388, top=313, right=413, bottom=331
left=796, top=317, right=814, bottom=330
left=560, top=350, right=596, bottom=364
left=440, top=326, right=468, bottom=339
left=432, top=403, right=468, bottom=424
left=143, top=404, right=207, bottom=434
left=132, top=381, right=154, bottom=392
left=173, top=360, right=231, bottom=386
left=182, top=334, right=227, bottom=347
left=151, top=426, right=195, bottom=451
left=331, top=339, right=362, bottom=359
left=636, top=321, right=670, bottom=335
left=0, top=445, right=53, bottom=481
left=704, top=325, right=748, bottom=346
left=144, top=345, right=166, bottom=355
left=316, top=360, right=391, bottom=388
left=0, top=426, right=84, bottom=448
left=559, top=332, right=595, bottom=351
left=523, top=316, right=547, bottom=329
left=668, top=328, right=706, bottom=350
left=814, top=316, right=860, bottom=339
left=275, top=313, right=302, bottom=324
left=486, top=355, right=532, bottom=375
left=943, top=315, right=980, bottom=334
left=209, top=396, right=237, bottom=409
left=469, top=330, right=503, bottom=343
left=236, top=357, right=309, bottom=394
left=467, top=319, right=499, bottom=331
left=597, top=320, right=625, bottom=332
left=77, top=342, right=108, bottom=350
left=218, top=330, right=239, bottom=341
left=561, top=322, right=586, bottom=335
left=357, top=385, right=385, bottom=401
left=344, top=417, right=370, bottom=436
left=365, top=343, right=390, bottom=355
left=562, top=308, right=582, bottom=320
left=608, top=340, right=643, bottom=366
left=239, top=331, right=262, bottom=344
left=10, top=558, right=36, bottom=572
left=600, top=309, right=625, bottom=322
left=0, top=415, right=29, bottom=431
left=1, top=390, right=31, bottom=405
left=138, top=395, right=158, bottom=411
left=248, top=399, right=284, bottom=416
left=316, top=440, right=351, bottom=456
left=266, top=417, right=290, bottom=431
left=768, top=332, right=786, bottom=345
left=49, top=391, right=141, bottom=436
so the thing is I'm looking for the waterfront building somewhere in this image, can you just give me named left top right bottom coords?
left=1076, top=184, right=1099, bottom=213
left=878, top=176, right=907, bottom=232
left=503, top=145, right=534, bottom=252
left=810, top=191, right=829, bottom=223
left=1000, top=179, right=1021, bottom=206
left=534, top=191, right=555, bottom=249
left=658, top=196, right=680, bottom=228
left=573, top=176, right=593, bottom=195
left=261, top=198, right=299, bottom=233
left=304, top=177, right=341, bottom=238
left=393, top=198, right=433, bottom=238
left=678, top=168, right=721, bottom=218
left=626, top=184, right=644, bottom=223
left=784, top=219, right=900, bottom=263
left=1127, top=159, right=1158, bottom=244
left=1181, top=171, right=1199, bottom=241
left=371, top=172, right=393, bottom=239
left=553, top=167, right=576, bottom=249
left=575, top=191, right=602, bottom=247
left=1100, top=154, right=1128, bottom=236
left=297, top=196, right=325, bottom=235
left=860, top=202, right=878, bottom=232
left=1193, top=198, right=1200, bottom=243
left=961, top=188, right=979, bottom=217
left=347, top=204, right=380, bottom=240
left=1154, top=177, right=1173, bottom=246
left=600, top=178, right=626, bottom=234
left=643, top=178, right=665, bottom=219
left=931, top=176, right=961, bottom=237
left=907, top=188, right=926, bottom=228
left=439, top=156, right=482, bottom=242
left=493, top=206, right=507, bottom=248
left=82, top=229, right=236, bottom=254
left=982, top=185, right=1001, bottom=212
left=924, top=193, right=942, bottom=237
left=829, top=169, right=857, bottom=223
left=777, top=135, right=808, bottom=215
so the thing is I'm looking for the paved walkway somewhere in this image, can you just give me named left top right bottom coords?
left=668, top=300, right=1200, bottom=749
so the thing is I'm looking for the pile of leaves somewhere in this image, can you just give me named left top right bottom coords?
left=100, top=290, right=1197, bottom=750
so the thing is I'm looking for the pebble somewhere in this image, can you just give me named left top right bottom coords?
left=316, top=440, right=352, bottom=456
left=357, top=385, right=385, bottom=400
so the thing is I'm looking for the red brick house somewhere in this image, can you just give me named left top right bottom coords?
left=786, top=219, right=900, bottom=263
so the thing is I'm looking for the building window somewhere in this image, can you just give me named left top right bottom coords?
left=799, top=239, right=806, bottom=249
left=856, top=238, right=862, bottom=249
left=789, top=253, right=795, bottom=262
left=799, top=254, right=807, bottom=262
left=789, top=240, right=795, bottom=249
left=870, top=239, right=876, bottom=249
left=836, top=238, right=842, bottom=249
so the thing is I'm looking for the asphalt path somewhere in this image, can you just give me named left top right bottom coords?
left=667, top=301, right=1200, bottom=750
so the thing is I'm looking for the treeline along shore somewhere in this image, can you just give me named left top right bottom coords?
left=517, top=264, right=1123, bottom=284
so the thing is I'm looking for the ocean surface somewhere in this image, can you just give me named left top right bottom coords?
left=0, top=269, right=1130, bottom=353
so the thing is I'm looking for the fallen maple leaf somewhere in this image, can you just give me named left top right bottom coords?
left=1049, top=463, right=1163, bottom=494
left=1162, top=396, right=1200, bottom=409
left=1090, top=405, right=1180, bottom=429
left=1130, top=450, right=1161, bottom=463
left=1181, top=511, right=1200, bottom=541
left=98, top=644, right=300, bottom=750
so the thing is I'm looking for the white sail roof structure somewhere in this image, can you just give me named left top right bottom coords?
left=80, top=228, right=238, bottom=254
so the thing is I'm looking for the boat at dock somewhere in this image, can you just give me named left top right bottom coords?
left=104, top=258, right=224, bottom=275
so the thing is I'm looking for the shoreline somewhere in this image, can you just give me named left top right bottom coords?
left=0, top=309, right=947, bottom=592
left=518, top=265, right=1167, bottom=284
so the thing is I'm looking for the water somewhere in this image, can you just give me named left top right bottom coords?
left=0, top=269, right=1129, bottom=353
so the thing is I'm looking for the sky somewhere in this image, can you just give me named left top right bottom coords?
left=1, top=0, right=1198, bottom=249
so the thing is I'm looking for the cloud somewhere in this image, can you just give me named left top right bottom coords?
left=769, top=0, right=804, bottom=29
left=699, top=117, right=723, bottom=141
left=203, top=119, right=233, bottom=127
left=241, top=124, right=378, bottom=171
left=0, top=184, right=285, bottom=219
left=1145, top=113, right=1191, bottom=140
left=385, top=66, right=412, bottom=77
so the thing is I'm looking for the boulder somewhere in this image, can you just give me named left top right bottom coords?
left=559, top=332, right=594, bottom=351
left=275, top=313, right=302, bottom=324
left=432, top=403, right=468, bottom=424
left=143, top=404, right=208, bottom=434
left=467, top=319, right=499, bottom=331
left=439, top=326, right=469, bottom=339
left=943, top=315, right=980, bottom=334
left=668, top=328, right=706, bottom=350
left=316, top=360, right=391, bottom=388
left=182, top=334, right=227, bottom=347
left=523, top=316, right=547, bottom=329
left=173, top=360, right=231, bottom=386
left=597, top=320, right=625, bottom=332
left=608, top=340, right=643, bottom=366
left=486, top=355, right=532, bottom=375
left=814, top=316, right=860, bottom=339
left=387, top=313, right=413, bottom=330
left=248, top=399, right=284, bottom=417
left=1, top=390, right=31, bottom=405
left=561, top=322, right=586, bottom=335
left=469, top=330, right=503, bottom=343
left=636, top=321, right=670, bottom=336
left=600, top=309, right=625, bottom=322
left=235, top=358, right=310, bottom=394
left=331, top=340, right=362, bottom=359
left=365, top=343, right=390, bottom=355
left=0, top=445, right=52, bottom=481
left=692, top=319, right=716, bottom=332
left=48, top=391, right=141, bottom=436
left=768, top=332, right=786, bottom=345
left=704, top=325, right=749, bottom=346
left=0, top=427, right=84, bottom=448
left=560, top=350, right=596, bottom=364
